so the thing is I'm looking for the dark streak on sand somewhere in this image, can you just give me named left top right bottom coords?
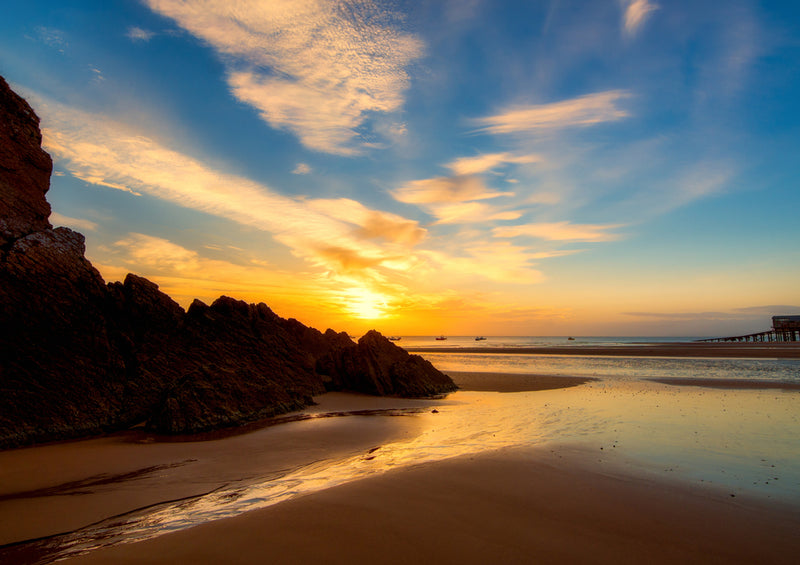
left=122, top=407, right=430, bottom=444
left=0, top=460, right=198, bottom=502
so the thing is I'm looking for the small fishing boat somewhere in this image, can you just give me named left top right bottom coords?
left=388, top=336, right=401, bottom=341
left=475, top=336, right=487, bottom=341
left=435, top=335, right=447, bottom=341
left=567, top=337, right=575, bottom=341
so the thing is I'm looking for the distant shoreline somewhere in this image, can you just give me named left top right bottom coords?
left=405, top=342, right=800, bottom=358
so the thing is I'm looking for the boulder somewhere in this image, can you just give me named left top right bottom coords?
left=319, top=330, right=458, bottom=397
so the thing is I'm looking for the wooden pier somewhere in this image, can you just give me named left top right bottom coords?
left=700, top=315, right=800, bottom=343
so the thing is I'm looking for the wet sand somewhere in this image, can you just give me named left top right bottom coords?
left=407, top=341, right=800, bottom=358
left=0, top=394, right=439, bottom=547
left=61, top=447, right=800, bottom=565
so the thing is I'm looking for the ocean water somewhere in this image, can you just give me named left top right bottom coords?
left=396, top=335, right=800, bottom=386
left=423, top=352, right=800, bottom=385
left=390, top=335, right=707, bottom=348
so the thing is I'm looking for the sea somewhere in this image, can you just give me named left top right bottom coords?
left=395, top=335, right=800, bottom=386
left=392, top=335, right=704, bottom=347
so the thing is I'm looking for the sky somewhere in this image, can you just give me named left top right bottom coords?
left=2, top=0, right=799, bottom=337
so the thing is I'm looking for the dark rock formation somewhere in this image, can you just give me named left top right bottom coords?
left=319, top=330, right=457, bottom=397
left=0, top=76, right=52, bottom=246
left=0, top=76, right=456, bottom=449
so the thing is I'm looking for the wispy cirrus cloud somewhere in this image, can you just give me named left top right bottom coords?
left=392, top=175, right=512, bottom=205
left=33, top=26, right=68, bottom=52
left=471, top=90, right=631, bottom=135
left=144, top=0, right=424, bottom=155
left=305, top=198, right=426, bottom=245
left=493, top=221, right=624, bottom=242
left=126, top=26, right=155, bottom=42
left=292, top=163, right=311, bottom=175
left=418, top=239, right=545, bottom=284
left=391, top=174, right=520, bottom=224
left=36, top=95, right=423, bottom=284
left=621, top=0, right=659, bottom=37
left=445, top=152, right=541, bottom=176
left=50, top=212, right=98, bottom=232
left=429, top=202, right=522, bottom=225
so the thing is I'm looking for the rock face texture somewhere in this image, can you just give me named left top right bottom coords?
left=0, top=76, right=52, bottom=247
left=0, top=77, right=456, bottom=449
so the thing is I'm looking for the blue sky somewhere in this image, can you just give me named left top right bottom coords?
left=2, top=0, right=799, bottom=336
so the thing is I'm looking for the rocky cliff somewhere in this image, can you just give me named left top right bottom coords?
left=0, top=76, right=456, bottom=449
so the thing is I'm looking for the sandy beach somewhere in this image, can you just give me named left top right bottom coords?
left=2, top=369, right=799, bottom=564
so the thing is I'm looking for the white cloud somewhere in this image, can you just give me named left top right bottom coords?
left=144, top=0, right=424, bottom=155
left=88, top=65, right=105, bottom=84
left=471, top=90, right=631, bottom=135
left=621, top=0, right=659, bottom=37
left=292, top=162, right=311, bottom=175
left=126, top=26, right=155, bottom=42
left=34, top=26, right=67, bottom=51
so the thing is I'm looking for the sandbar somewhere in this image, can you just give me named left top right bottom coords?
left=448, top=371, right=595, bottom=392
left=407, top=341, right=800, bottom=358
left=60, top=446, right=800, bottom=565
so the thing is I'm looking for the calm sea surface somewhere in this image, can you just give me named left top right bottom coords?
left=397, top=335, right=800, bottom=385
left=392, top=335, right=707, bottom=348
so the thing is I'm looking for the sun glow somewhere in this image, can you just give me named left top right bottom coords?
left=344, top=287, right=391, bottom=320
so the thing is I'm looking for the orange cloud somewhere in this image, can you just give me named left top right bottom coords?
left=621, top=0, right=659, bottom=36
left=50, top=212, right=98, bottom=232
left=392, top=175, right=512, bottom=204
left=306, top=198, right=426, bottom=246
left=493, top=221, right=624, bottom=242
